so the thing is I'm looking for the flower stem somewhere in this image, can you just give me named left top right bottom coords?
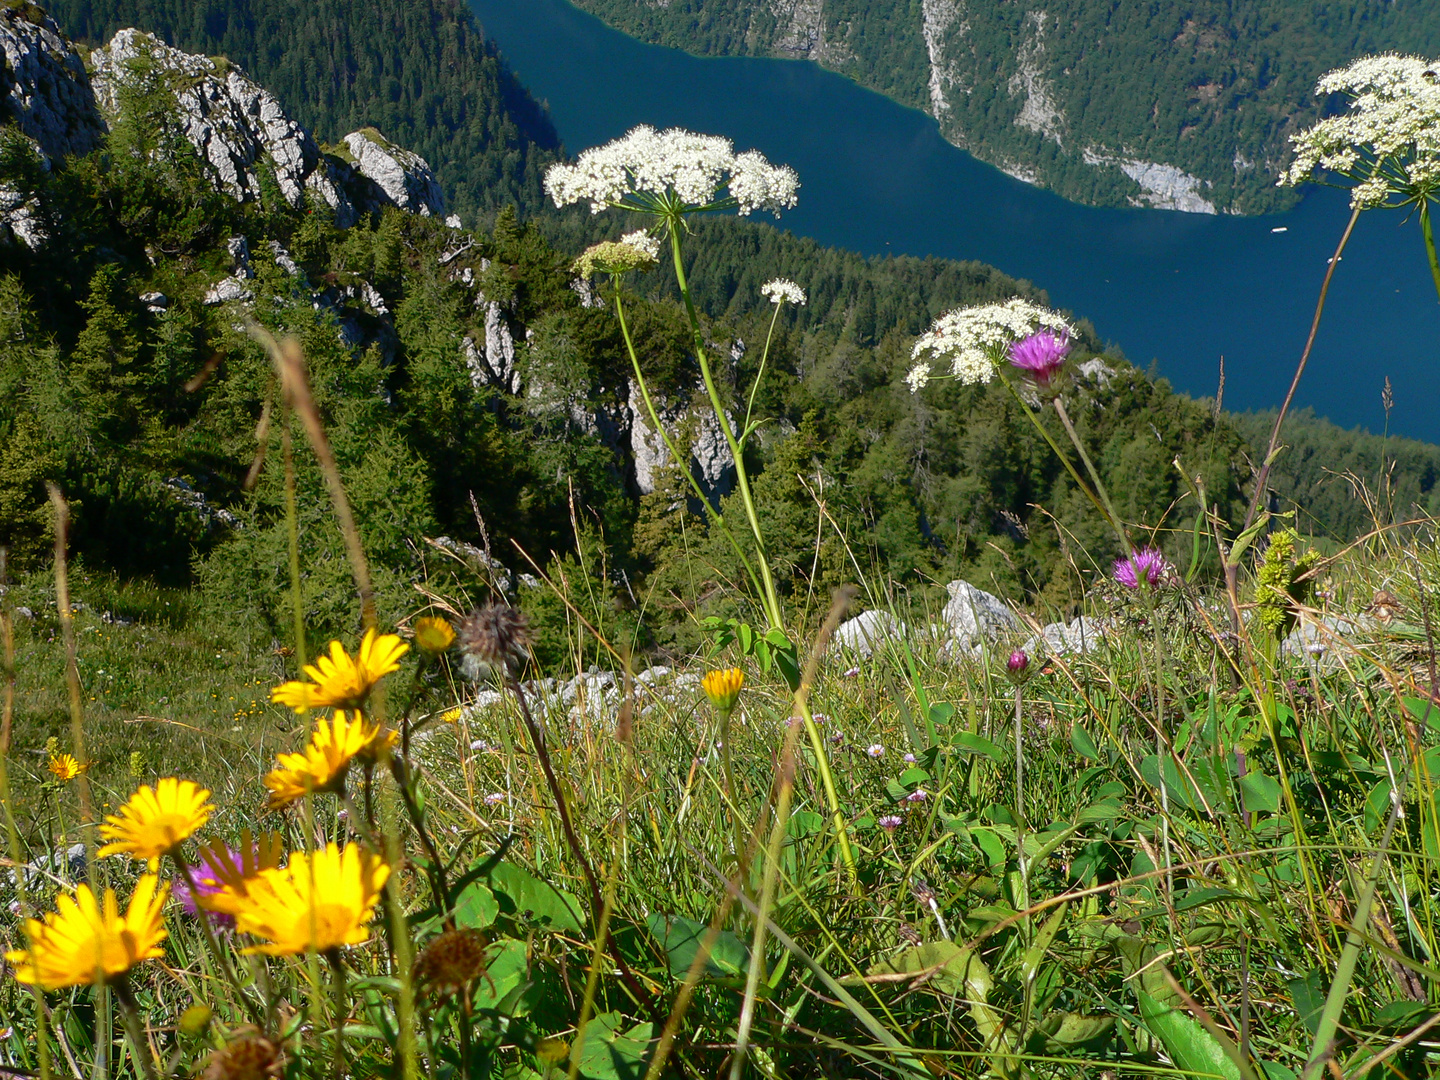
left=1420, top=197, right=1440, bottom=306
left=170, top=850, right=263, bottom=1026
left=1051, top=396, right=1129, bottom=553
left=666, top=225, right=783, bottom=630
left=329, top=949, right=348, bottom=1080
left=741, top=303, right=784, bottom=444
left=718, top=707, right=748, bottom=882
left=611, top=283, right=767, bottom=602
left=112, top=976, right=159, bottom=1080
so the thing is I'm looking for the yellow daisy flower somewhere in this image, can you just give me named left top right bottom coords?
left=208, top=842, right=389, bottom=956
left=701, top=668, right=745, bottom=712
left=7, top=874, right=168, bottom=989
left=99, top=778, right=215, bottom=867
left=271, top=628, right=409, bottom=712
left=441, top=707, right=462, bottom=724
left=413, top=616, right=456, bottom=654
left=262, top=711, right=386, bottom=810
left=48, top=753, right=83, bottom=781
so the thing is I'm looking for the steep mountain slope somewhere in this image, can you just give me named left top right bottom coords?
left=43, top=0, right=562, bottom=222
left=568, top=0, right=1440, bottom=215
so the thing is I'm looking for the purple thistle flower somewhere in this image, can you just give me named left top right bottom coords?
left=1008, top=329, right=1070, bottom=387
left=1113, top=547, right=1167, bottom=589
left=878, top=815, right=903, bottom=832
left=171, top=848, right=242, bottom=928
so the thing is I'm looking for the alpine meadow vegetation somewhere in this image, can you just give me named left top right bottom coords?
left=9, top=11, right=1440, bottom=1078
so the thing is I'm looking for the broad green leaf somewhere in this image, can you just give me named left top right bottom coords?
left=737, top=622, right=754, bottom=654
left=1137, top=990, right=1242, bottom=1080
left=490, top=862, right=584, bottom=932
left=1070, top=725, right=1100, bottom=760
left=1020, top=901, right=1068, bottom=986
left=1238, top=770, right=1282, bottom=815
left=970, top=827, right=1007, bottom=871
left=866, top=941, right=992, bottom=999
left=954, top=732, right=1005, bottom=763
left=644, top=912, right=749, bottom=979
left=928, top=702, right=957, bottom=727
left=472, top=937, right=529, bottom=1010
left=1033, top=1011, right=1115, bottom=1051
left=574, top=1013, right=655, bottom=1080
left=453, top=881, right=498, bottom=930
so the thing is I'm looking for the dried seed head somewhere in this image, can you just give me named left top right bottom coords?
left=459, top=604, right=532, bottom=676
left=414, top=928, right=490, bottom=996
left=204, top=1031, right=284, bottom=1080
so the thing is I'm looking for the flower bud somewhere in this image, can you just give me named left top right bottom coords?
left=701, top=668, right=744, bottom=712
left=1007, top=649, right=1029, bottom=675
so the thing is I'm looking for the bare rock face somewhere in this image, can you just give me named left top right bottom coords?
left=90, top=29, right=327, bottom=210
left=0, top=5, right=103, bottom=160
left=341, top=128, right=445, bottom=217
left=834, top=610, right=906, bottom=658
left=627, top=380, right=736, bottom=503
left=941, top=580, right=1019, bottom=645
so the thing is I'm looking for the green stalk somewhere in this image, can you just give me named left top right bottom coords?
left=741, top=302, right=784, bottom=443
left=993, top=372, right=1127, bottom=552
left=0, top=549, right=51, bottom=1080
left=282, top=416, right=307, bottom=670
left=111, top=977, right=159, bottom=1080
left=665, top=223, right=783, bottom=630
left=1300, top=798, right=1401, bottom=1079
left=611, top=285, right=767, bottom=602
left=170, top=851, right=263, bottom=1025
left=661, top=216, right=855, bottom=880
left=1051, top=396, right=1129, bottom=555
left=1420, top=197, right=1440, bottom=306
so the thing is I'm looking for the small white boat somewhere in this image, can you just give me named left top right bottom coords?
left=1271, top=226, right=1288, bottom=233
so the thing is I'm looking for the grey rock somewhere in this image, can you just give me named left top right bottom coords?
left=1077, top=359, right=1117, bottom=387
left=91, top=30, right=323, bottom=210
left=444, top=213, right=462, bottom=228
left=267, top=240, right=302, bottom=277
left=10, top=842, right=87, bottom=890
left=165, top=476, right=239, bottom=528
left=0, top=7, right=103, bottom=159
left=1283, top=614, right=1374, bottom=661
left=203, top=276, right=253, bottom=305
left=635, top=666, right=672, bottom=686
left=227, top=235, right=252, bottom=278
left=1025, top=615, right=1105, bottom=656
left=0, top=171, right=47, bottom=248
left=341, top=128, right=444, bottom=217
left=14, top=606, right=33, bottom=620
left=941, top=580, right=1018, bottom=644
left=628, top=380, right=735, bottom=501
left=139, top=291, right=168, bottom=312
left=834, top=610, right=906, bottom=658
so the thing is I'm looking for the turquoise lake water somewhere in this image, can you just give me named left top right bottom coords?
left=471, top=0, right=1440, bottom=440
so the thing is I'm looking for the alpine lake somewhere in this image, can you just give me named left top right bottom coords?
left=473, top=0, right=1440, bottom=440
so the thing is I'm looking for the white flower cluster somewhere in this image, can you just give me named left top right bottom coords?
left=543, top=124, right=800, bottom=216
left=905, top=298, right=1072, bottom=391
left=621, top=229, right=661, bottom=261
left=1280, top=54, right=1440, bottom=209
left=761, top=278, right=806, bottom=306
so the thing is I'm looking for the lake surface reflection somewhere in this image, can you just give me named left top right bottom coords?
left=472, top=0, right=1440, bottom=439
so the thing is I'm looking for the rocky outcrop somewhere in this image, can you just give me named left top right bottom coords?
left=341, top=129, right=445, bottom=217
left=834, top=610, right=906, bottom=658
left=1082, top=148, right=1217, bottom=214
left=628, top=380, right=736, bottom=503
left=90, top=29, right=345, bottom=214
left=1007, top=11, right=1063, bottom=144
left=941, top=580, right=1019, bottom=645
left=0, top=5, right=103, bottom=159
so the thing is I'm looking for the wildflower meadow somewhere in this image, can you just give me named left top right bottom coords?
left=6, top=50, right=1440, bottom=1080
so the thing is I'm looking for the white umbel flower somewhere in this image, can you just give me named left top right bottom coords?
left=907, top=298, right=1073, bottom=390
left=620, top=230, right=661, bottom=261
left=543, top=125, right=799, bottom=217
left=1280, top=54, right=1440, bottom=209
left=761, top=278, right=806, bottom=306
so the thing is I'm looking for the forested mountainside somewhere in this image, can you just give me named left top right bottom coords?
left=43, top=0, right=562, bottom=223
left=568, top=0, right=1440, bottom=215
left=0, top=5, right=1257, bottom=649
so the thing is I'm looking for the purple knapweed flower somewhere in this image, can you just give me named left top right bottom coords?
left=1008, top=329, right=1070, bottom=388
left=171, top=847, right=243, bottom=928
left=1113, top=547, right=1167, bottom=589
left=1007, top=649, right=1029, bottom=674
left=878, top=815, right=903, bottom=832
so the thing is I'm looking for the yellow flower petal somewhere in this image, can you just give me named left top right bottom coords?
left=98, top=778, right=214, bottom=864
left=7, top=875, right=168, bottom=989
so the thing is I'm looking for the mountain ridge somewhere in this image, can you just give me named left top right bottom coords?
left=565, top=0, right=1440, bottom=215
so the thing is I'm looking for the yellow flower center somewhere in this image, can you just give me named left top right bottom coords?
left=295, top=904, right=359, bottom=949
